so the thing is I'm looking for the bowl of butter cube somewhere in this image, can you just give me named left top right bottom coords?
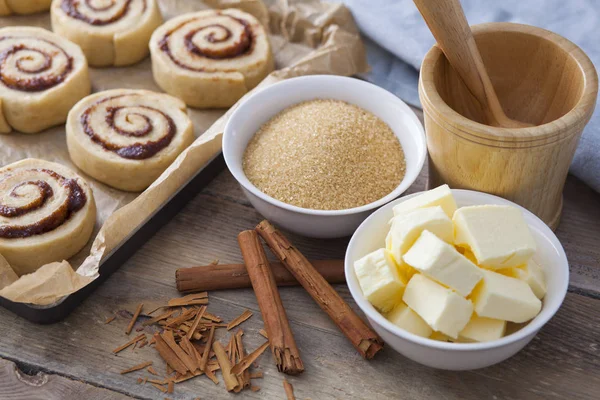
left=345, top=185, right=569, bottom=370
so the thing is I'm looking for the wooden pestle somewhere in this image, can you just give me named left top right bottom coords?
left=413, top=0, right=531, bottom=128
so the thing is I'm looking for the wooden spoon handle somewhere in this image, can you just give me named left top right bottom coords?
left=413, top=0, right=512, bottom=127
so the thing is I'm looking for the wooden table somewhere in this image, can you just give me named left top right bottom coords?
left=0, top=109, right=599, bottom=400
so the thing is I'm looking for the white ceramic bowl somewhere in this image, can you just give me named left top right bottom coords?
left=223, top=75, right=426, bottom=238
left=345, top=189, right=569, bottom=370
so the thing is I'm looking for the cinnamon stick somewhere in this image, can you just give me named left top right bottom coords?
left=176, top=260, right=345, bottom=292
left=237, top=230, right=304, bottom=375
left=256, top=220, right=384, bottom=359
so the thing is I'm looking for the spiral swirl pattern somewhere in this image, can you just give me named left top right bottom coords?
left=0, top=168, right=87, bottom=239
left=67, top=89, right=193, bottom=191
left=80, top=94, right=176, bottom=160
left=60, top=0, right=146, bottom=26
left=158, top=13, right=255, bottom=70
left=149, top=9, right=273, bottom=108
left=0, top=36, right=73, bottom=92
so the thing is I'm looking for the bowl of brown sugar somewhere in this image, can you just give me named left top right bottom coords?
left=223, top=75, right=426, bottom=238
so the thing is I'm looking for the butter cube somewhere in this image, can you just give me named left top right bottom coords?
left=386, top=303, right=433, bottom=338
left=403, top=231, right=483, bottom=296
left=459, top=315, right=506, bottom=342
left=457, top=247, right=478, bottom=265
left=499, top=259, right=546, bottom=299
left=453, top=205, right=536, bottom=269
left=471, top=269, right=541, bottom=323
left=429, top=331, right=455, bottom=342
left=386, top=206, right=453, bottom=264
left=354, top=249, right=405, bottom=312
left=403, top=274, right=473, bottom=339
left=393, top=184, right=457, bottom=218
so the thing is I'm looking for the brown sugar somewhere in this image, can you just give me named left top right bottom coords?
left=243, top=99, right=406, bottom=210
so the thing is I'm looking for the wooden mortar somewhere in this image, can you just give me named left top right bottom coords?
left=419, top=22, right=598, bottom=229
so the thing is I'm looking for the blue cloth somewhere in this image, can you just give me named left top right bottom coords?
left=341, top=0, right=600, bottom=192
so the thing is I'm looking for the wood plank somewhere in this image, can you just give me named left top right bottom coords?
left=557, top=175, right=600, bottom=295
left=0, top=358, right=132, bottom=400
left=0, top=272, right=598, bottom=399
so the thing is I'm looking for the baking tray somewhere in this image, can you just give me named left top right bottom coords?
left=0, top=153, right=226, bottom=324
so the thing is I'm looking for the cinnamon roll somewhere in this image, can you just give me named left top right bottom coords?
left=50, top=0, right=163, bottom=67
left=0, top=0, right=51, bottom=15
left=149, top=9, right=274, bottom=108
left=66, top=89, right=194, bottom=191
left=0, top=27, right=90, bottom=134
left=0, top=158, right=96, bottom=276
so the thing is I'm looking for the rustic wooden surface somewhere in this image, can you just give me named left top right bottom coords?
left=0, top=108, right=599, bottom=399
left=0, top=359, right=131, bottom=400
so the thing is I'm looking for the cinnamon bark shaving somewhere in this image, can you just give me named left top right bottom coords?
left=226, top=309, right=253, bottom=330
left=235, top=330, right=251, bottom=390
left=283, top=380, right=296, bottom=400
left=126, top=303, right=143, bottom=335
left=120, top=361, right=152, bottom=374
left=200, top=325, right=215, bottom=373
left=142, top=309, right=175, bottom=326
left=151, top=383, right=168, bottom=393
left=148, top=378, right=168, bottom=385
left=187, top=306, right=207, bottom=340
left=174, top=370, right=203, bottom=383
left=153, top=333, right=188, bottom=375
left=162, top=330, right=197, bottom=372
left=230, top=341, right=269, bottom=375
left=168, top=292, right=208, bottom=307
left=165, top=308, right=196, bottom=327
left=113, top=334, right=146, bottom=354
left=202, top=311, right=222, bottom=322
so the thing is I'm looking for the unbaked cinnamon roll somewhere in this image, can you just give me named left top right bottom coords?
left=149, top=9, right=274, bottom=108
left=50, top=0, right=163, bottom=67
left=66, top=89, right=194, bottom=191
left=0, top=0, right=51, bottom=15
left=0, top=159, right=96, bottom=276
left=0, top=27, right=90, bottom=134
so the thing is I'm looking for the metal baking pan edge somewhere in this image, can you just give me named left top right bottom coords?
left=0, top=153, right=226, bottom=324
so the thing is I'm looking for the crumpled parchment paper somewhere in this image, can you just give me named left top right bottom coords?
left=0, top=0, right=367, bottom=306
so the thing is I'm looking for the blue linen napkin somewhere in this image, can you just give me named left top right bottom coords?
left=341, top=0, right=600, bottom=192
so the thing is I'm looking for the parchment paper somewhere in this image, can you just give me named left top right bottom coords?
left=0, top=0, right=367, bottom=305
